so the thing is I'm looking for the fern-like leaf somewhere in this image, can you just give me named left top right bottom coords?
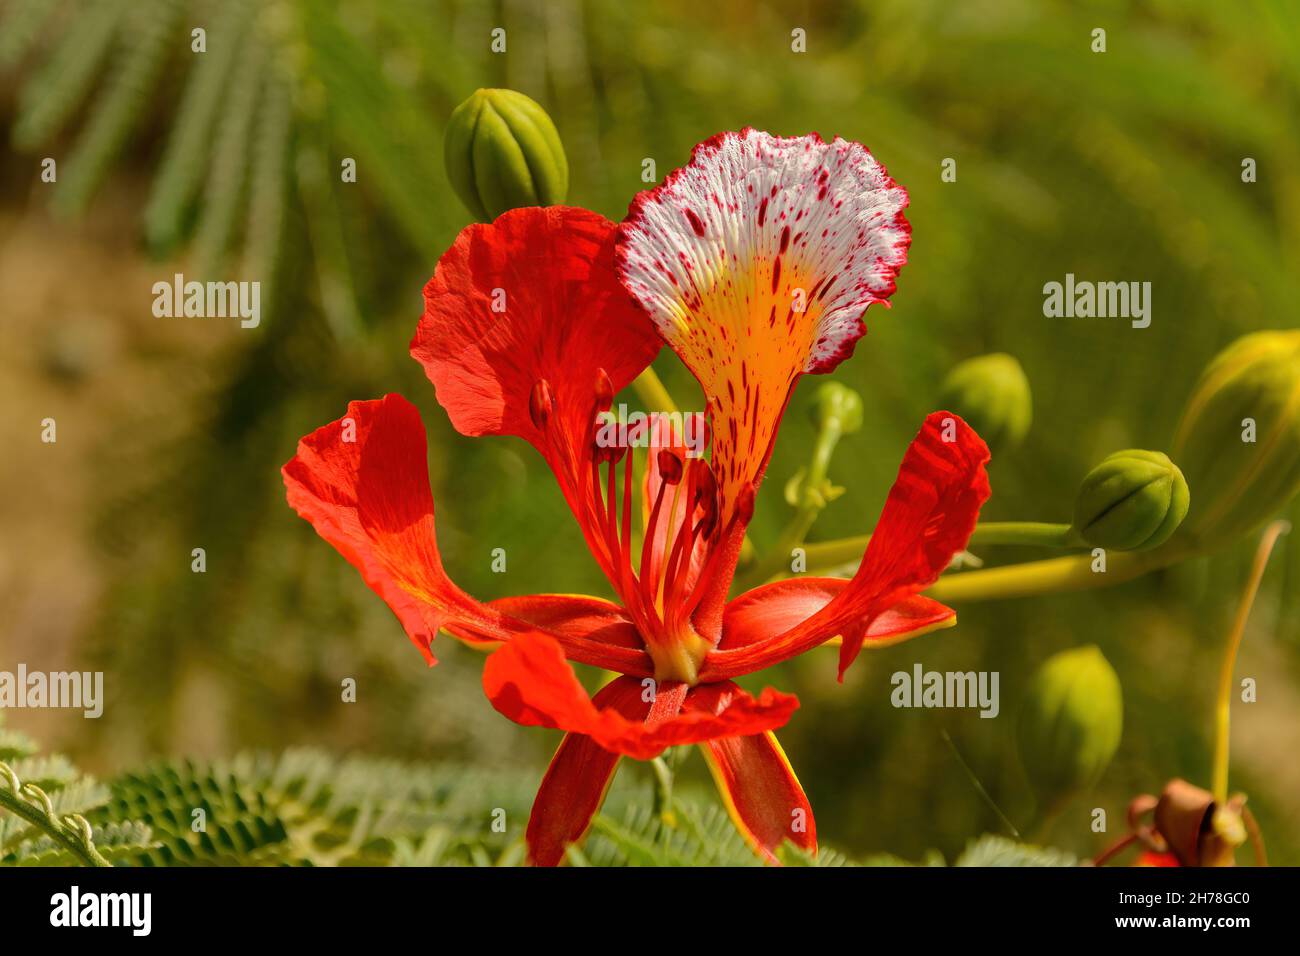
left=53, top=0, right=184, bottom=216
left=191, top=31, right=265, bottom=277
left=10, top=0, right=124, bottom=149
left=144, top=0, right=253, bottom=252
left=0, top=0, right=60, bottom=68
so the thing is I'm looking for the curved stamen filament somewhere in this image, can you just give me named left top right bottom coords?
left=659, top=464, right=703, bottom=612
left=664, top=514, right=708, bottom=621
left=677, top=482, right=752, bottom=627
left=655, top=478, right=687, bottom=610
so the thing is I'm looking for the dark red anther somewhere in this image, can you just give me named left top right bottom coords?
left=657, top=449, right=683, bottom=485
left=735, top=483, right=756, bottom=525
left=594, top=368, right=615, bottom=413
left=529, top=379, right=555, bottom=429
left=593, top=436, right=627, bottom=465
left=692, top=459, right=718, bottom=512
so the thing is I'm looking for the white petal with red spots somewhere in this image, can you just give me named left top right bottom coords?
left=616, top=129, right=910, bottom=515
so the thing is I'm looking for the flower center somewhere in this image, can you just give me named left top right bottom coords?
left=644, top=624, right=712, bottom=686
left=536, top=369, right=755, bottom=684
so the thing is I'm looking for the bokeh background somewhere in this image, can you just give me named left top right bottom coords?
left=2, top=0, right=1298, bottom=864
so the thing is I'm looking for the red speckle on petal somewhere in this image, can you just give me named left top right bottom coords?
left=684, top=208, right=706, bottom=237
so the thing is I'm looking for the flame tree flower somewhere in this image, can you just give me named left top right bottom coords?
left=283, top=130, right=991, bottom=865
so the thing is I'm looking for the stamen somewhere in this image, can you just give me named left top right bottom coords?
left=594, top=367, right=614, bottom=413
left=529, top=378, right=554, bottom=429
left=587, top=423, right=660, bottom=635
left=657, top=449, right=684, bottom=485
left=660, top=458, right=702, bottom=608
left=693, top=459, right=719, bottom=531
left=662, top=515, right=700, bottom=615
left=619, top=443, right=635, bottom=581
left=656, top=477, right=687, bottom=609
left=640, top=476, right=671, bottom=594
left=679, top=481, right=756, bottom=624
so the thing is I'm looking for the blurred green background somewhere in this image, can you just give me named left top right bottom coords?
left=1, top=0, right=1297, bottom=864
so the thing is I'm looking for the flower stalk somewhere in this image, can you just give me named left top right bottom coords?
left=1211, top=520, right=1288, bottom=804
left=926, top=548, right=1170, bottom=603
left=632, top=366, right=678, bottom=416
left=800, top=520, right=1082, bottom=575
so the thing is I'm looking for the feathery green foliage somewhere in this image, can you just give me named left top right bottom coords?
left=0, top=712, right=1078, bottom=868
left=0, top=714, right=152, bottom=867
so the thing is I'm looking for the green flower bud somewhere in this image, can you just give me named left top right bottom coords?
left=937, top=353, right=1032, bottom=455
left=809, top=381, right=863, bottom=435
left=1072, top=450, right=1190, bottom=552
left=1017, top=646, right=1123, bottom=808
left=443, top=88, right=569, bottom=222
left=1171, top=330, right=1300, bottom=550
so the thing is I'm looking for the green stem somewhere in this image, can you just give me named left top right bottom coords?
left=735, top=420, right=843, bottom=591
left=800, top=521, right=1083, bottom=576
left=940, top=729, right=1020, bottom=839
left=651, top=749, right=676, bottom=823
left=925, top=548, right=1171, bottom=604
left=0, top=765, right=111, bottom=867
left=1211, top=521, right=1288, bottom=804
left=968, top=521, right=1081, bottom=549
left=632, top=366, right=677, bottom=414
left=799, top=533, right=871, bottom=571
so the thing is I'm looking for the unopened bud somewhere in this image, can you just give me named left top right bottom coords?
left=937, top=353, right=1032, bottom=455
left=1072, top=450, right=1189, bottom=552
left=1017, top=645, right=1123, bottom=809
left=1172, top=330, right=1300, bottom=549
left=444, top=88, right=569, bottom=222
left=809, top=381, right=863, bottom=435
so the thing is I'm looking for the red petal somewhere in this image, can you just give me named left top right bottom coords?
left=487, top=594, right=646, bottom=650
left=443, top=592, right=649, bottom=659
left=284, top=398, right=651, bottom=674
left=482, top=633, right=798, bottom=759
left=717, top=578, right=955, bottom=650
left=700, top=412, right=988, bottom=681
left=688, top=686, right=816, bottom=863
left=832, top=411, right=989, bottom=674
left=526, top=679, right=646, bottom=867
left=413, top=206, right=661, bottom=600
left=413, top=205, right=660, bottom=461
left=282, top=394, right=508, bottom=664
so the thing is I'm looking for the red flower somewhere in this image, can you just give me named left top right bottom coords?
left=284, top=131, right=990, bottom=866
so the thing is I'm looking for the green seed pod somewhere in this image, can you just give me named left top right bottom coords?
left=1071, top=450, right=1189, bottom=551
left=1017, top=646, right=1123, bottom=809
left=937, top=353, right=1032, bottom=455
left=1171, top=330, right=1300, bottom=550
left=443, top=88, right=569, bottom=222
left=809, top=381, right=864, bottom=435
